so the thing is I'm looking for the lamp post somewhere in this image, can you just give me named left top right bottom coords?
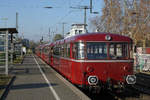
left=70, top=6, right=90, bottom=33
left=90, top=0, right=99, bottom=14
left=70, top=5, right=99, bottom=33
left=44, top=6, right=53, bottom=42
left=62, top=22, right=67, bottom=38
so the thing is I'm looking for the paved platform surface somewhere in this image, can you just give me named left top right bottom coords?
left=5, top=54, right=84, bottom=100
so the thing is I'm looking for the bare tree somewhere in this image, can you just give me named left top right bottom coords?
left=53, top=34, right=63, bottom=42
left=89, top=0, right=150, bottom=47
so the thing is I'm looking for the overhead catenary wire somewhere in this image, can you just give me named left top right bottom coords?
left=56, top=0, right=85, bottom=24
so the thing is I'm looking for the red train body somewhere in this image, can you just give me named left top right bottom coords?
left=36, top=33, right=136, bottom=93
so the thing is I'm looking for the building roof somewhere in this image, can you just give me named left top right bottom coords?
left=0, top=28, right=18, bottom=34
left=71, top=24, right=87, bottom=26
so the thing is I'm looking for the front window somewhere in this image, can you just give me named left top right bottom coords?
left=73, top=42, right=130, bottom=60
left=86, top=42, right=107, bottom=59
left=109, top=43, right=128, bottom=59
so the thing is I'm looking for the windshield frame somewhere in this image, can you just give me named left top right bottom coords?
left=73, top=41, right=131, bottom=60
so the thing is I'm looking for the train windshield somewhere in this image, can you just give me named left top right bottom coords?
left=74, top=42, right=129, bottom=60
left=86, top=42, right=107, bottom=59
left=109, top=43, right=128, bottom=59
left=85, top=42, right=129, bottom=60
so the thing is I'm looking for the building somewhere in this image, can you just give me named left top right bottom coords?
left=65, top=24, right=87, bottom=38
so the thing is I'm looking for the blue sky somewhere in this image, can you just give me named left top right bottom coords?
left=0, top=0, right=104, bottom=41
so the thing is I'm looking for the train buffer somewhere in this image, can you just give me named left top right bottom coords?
left=4, top=54, right=90, bottom=100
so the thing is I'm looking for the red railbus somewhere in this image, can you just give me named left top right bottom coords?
left=37, top=33, right=136, bottom=93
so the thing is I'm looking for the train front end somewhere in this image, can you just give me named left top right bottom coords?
left=73, top=33, right=136, bottom=93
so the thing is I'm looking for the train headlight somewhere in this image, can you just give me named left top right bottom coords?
left=126, top=75, right=136, bottom=84
left=88, top=76, right=98, bottom=85
left=105, top=35, right=111, bottom=41
left=86, top=66, right=94, bottom=73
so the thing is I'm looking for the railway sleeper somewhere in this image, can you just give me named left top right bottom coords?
left=134, top=85, right=150, bottom=95
left=89, top=85, right=101, bottom=94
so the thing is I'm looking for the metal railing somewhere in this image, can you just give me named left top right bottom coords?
left=134, top=53, right=150, bottom=72
left=0, top=30, right=8, bottom=75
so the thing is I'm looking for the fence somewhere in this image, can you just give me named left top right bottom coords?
left=134, top=53, right=150, bottom=72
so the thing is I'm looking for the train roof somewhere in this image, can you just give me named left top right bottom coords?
left=39, top=32, right=133, bottom=48
left=55, top=32, right=132, bottom=44
left=71, top=32, right=132, bottom=42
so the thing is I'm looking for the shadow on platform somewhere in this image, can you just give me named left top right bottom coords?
left=11, top=83, right=57, bottom=90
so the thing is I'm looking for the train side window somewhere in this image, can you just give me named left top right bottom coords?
left=72, top=42, right=85, bottom=59
left=44, top=47, right=46, bottom=54
left=67, top=44, right=70, bottom=58
left=53, top=45, right=60, bottom=56
left=61, top=45, right=64, bottom=57
left=77, top=42, right=85, bottom=59
left=50, top=47, right=53, bottom=56
left=64, top=44, right=67, bottom=57
left=45, top=46, right=49, bottom=54
left=72, top=43, right=78, bottom=59
left=72, top=43, right=77, bottom=59
left=40, top=48, right=42, bottom=54
left=130, top=44, right=133, bottom=58
left=63, top=44, right=66, bottom=57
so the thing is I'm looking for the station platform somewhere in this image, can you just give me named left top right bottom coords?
left=140, top=71, right=150, bottom=75
left=4, top=54, right=90, bottom=100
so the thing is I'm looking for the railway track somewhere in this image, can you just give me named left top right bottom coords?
left=85, top=87, right=150, bottom=100
left=115, top=72, right=150, bottom=100
left=104, top=86, right=150, bottom=100
left=125, top=94, right=150, bottom=100
left=85, top=72, right=150, bottom=100
left=134, top=73, right=150, bottom=95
